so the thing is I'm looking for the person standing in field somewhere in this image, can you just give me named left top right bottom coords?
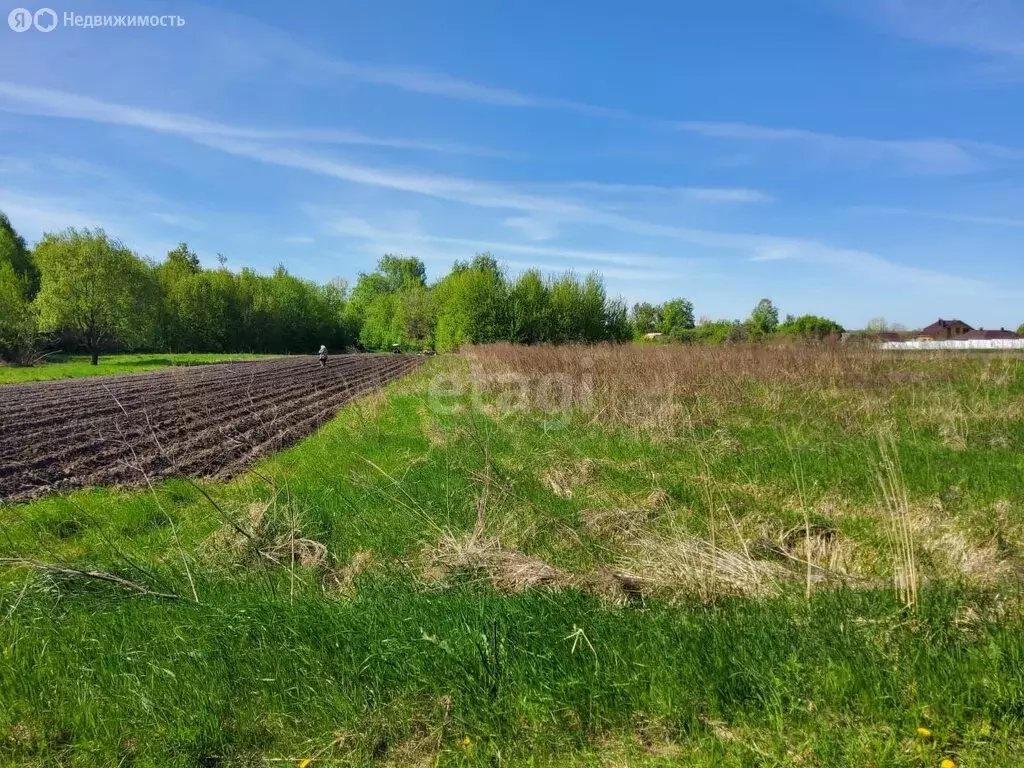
left=318, top=344, right=328, bottom=368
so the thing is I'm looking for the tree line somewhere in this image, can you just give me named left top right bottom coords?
left=1, top=214, right=848, bottom=365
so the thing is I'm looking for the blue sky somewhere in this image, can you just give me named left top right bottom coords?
left=1, top=0, right=1022, bottom=328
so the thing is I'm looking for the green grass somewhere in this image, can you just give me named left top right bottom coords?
left=0, top=352, right=279, bottom=384
left=2, top=350, right=1024, bottom=765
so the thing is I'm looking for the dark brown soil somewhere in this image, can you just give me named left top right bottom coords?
left=0, top=354, right=422, bottom=503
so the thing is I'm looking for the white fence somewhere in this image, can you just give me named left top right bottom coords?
left=881, top=339, right=1024, bottom=351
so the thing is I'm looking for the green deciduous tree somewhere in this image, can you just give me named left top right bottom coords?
left=747, top=298, right=780, bottom=339
left=351, top=255, right=430, bottom=351
left=0, top=211, right=38, bottom=299
left=777, top=314, right=844, bottom=341
left=395, top=284, right=434, bottom=350
left=0, top=214, right=38, bottom=362
left=658, top=298, right=696, bottom=339
left=33, top=229, right=156, bottom=364
left=378, top=255, right=427, bottom=293
left=434, top=255, right=509, bottom=351
left=0, top=260, right=37, bottom=362
left=604, top=296, right=632, bottom=342
left=578, top=273, right=608, bottom=342
left=692, top=319, right=739, bottom=345
left=631, top=302, right=660, bottom=338
left=508, top=270, right=551, bottom=344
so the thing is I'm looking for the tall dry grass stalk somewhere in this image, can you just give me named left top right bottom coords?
left=461, top=343, right=961, bottom=431
left=877, top=434, right=918, bottom=609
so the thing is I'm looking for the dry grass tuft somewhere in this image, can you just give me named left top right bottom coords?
left=903, top=504, right=1018, bottom=585
left=579, top=506, right=650, bottom=540
left=426, top=531, right=648, bottom=602
left=620, top=536, right=789, bottom=601
left=418, top=407, right=450, bottom=446
left=427, top=526, right=800, bottom=603
left=324, top=550, right=376, bottom=597
left=877, top=436, right=918, bottom=608
left=646, top=488, right=670, bottom=511
left=204, top=498, right=328, bottom=569
left=429, top=532, right=572, bottom=593
left=541, top=459, right=595, bottom=499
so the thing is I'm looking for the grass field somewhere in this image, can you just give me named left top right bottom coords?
left=2, top=344, right=1024, bottom=766
left=0, top=352, right=278, bottom=385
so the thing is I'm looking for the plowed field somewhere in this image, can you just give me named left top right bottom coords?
left=0, top=354, right=422, bottom=503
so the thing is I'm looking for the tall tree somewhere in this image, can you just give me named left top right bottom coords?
left=548, top=273, right=586, bottom=344
left=579, top=273, right=608, bottom=342
left=631, top=302, right=660, bottom=338
left=34, top=229, right=155, bottom=364
left=395, top=284, right=434, bottom=349
left=508, top=270, right=550, bottom=344
left=658, top=298, right=696, bottom=339
left=604, top=296, right=632, bottom=342
left=378, top=254, right=427, bottom=292
left=0, top=211, right=38, bottom=299
left=747, top=298, right=780, bottom=339
left=434, top=255, right=508, bottom=350
left=350, top=255, right=429, bottom=350
left=0, top=260, right=36, bottom=361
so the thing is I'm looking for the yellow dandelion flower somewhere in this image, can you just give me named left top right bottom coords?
left=940, top=760, right=956, bottom=768
left=297, top=760, right=312, bottom=768
left=462, top=736, right=472, bottom=747
left=916, top=727, right=933, bottom=738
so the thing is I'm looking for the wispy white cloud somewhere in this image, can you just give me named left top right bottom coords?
left=556, top=181, right=773, bottom=203
left=746, top=238, right=993, bottom=292
left=851, top=0, right=1024, bottom=60
left=680, top=187, right=774, bottom=203
left=0, top=156, right=35, bottom=174
left=151, top=211, right=205, bottom=230
left=0, top=189, right=180, bottom=258
left=322, top=58, right=629, bottom=118
left=0, top=82, right=512, bottom=158
left=675, top=120, right=1012, bottom=175
left=323, top=216, right=699, bottom=283
left=851, top=204, right=1024, bottom=228
left=0, top=193, right=106, bottom=234
left=0, top=82, right=990, bottom=293
left=502, top=216, right=561, bottom=241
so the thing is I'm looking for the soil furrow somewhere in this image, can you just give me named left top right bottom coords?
left=0, top=354, right=423, bottom=502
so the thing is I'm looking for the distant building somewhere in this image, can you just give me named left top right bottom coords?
left=916, top=319, right=973, bottom=341
left=642, top=332, right=664, bottom=341
left=962, top=328, right=1022, bottom=340
left=875, top=331, right=903, bottom=342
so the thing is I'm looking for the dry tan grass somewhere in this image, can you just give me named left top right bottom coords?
left=324, top=550, right=375, bottom=597
left=580, top=506, right=650, bottom=540
left=461, top=344, right=1024, bottom=439
left=418, top=406, right=452, bottom=446
left=425, top=526, right=799, bottom=603
left=428, top=531, right=573, bottom=593
left=541, top=459, right=595, bottom=499
left=907, top=502, right=1018, bottom=585
left=204, top=498, right=328, bottom=569
left=618, top=536, right=789, bottom=601
left=463, top=343, right=958, bottom=430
